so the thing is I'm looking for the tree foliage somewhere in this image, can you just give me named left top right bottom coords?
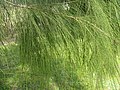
left=0, top=0, right=120, bottom=90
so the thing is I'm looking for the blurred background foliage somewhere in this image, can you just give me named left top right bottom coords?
left=0, top=0, right=120, bottom=90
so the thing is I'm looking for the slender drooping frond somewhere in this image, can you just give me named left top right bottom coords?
left=0, top=0, right=120, bottom=90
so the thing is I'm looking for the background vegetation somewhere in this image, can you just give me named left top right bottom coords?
left=0, top=0, right=120, bottom=90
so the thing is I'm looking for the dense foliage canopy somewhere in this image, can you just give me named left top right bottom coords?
left=0, top=0, right=120, bottom=90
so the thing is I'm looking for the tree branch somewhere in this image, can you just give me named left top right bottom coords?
left=5, top=0, right=31, bottom=8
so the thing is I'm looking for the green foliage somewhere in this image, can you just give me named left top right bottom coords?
left=0, top=0, right=120, bottom=90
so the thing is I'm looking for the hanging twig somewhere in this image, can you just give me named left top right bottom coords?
left=4, top=0, right=78, bottom=8
left=5, top=0, right=31, bottom=8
